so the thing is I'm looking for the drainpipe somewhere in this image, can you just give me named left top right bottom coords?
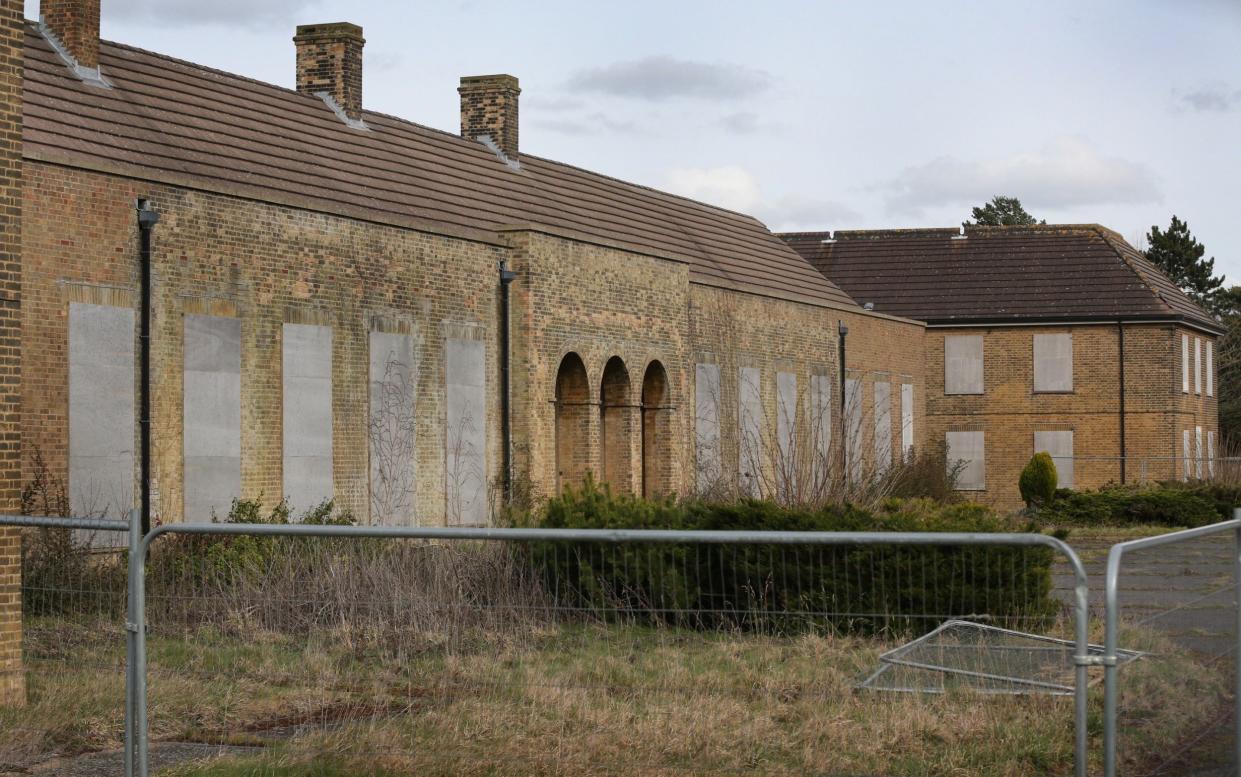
left=1118, top=322, right=1127, bottom=484
left=499, top=259, right=517, bottom=503
left=838, top=320, right=849, bottom=486
left=136, top=200, right=159, bottom=534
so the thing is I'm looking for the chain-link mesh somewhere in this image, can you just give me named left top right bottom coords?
left=1111, top=531, right=1238, bottom=776
left=0, top=528, right=127, bottom=773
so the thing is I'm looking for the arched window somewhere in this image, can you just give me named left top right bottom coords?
left=600, top=356, right=634, bottom=493
left=641, top=360, right=671, bottom=498
left=555, top=353, right=591, bottom=492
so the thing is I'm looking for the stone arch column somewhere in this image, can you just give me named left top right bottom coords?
left=641, top=360, right=672, bottom=499
left=554, top=352, right=593, bottom=492
left=599, top=356, right=635, bottom=494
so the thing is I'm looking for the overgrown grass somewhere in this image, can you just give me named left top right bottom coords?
left=0, top=618, right=1226, bottom=776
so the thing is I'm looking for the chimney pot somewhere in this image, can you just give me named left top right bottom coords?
left=459, top=74, right=521, bottom=162
left=294, top=22, right=365, bottom=124
left=41, top=0, right=101, bottom=71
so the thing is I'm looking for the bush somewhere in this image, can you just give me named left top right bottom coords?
left=148, top=496, right=355, bottom=585
left=883, top=441, right=964, bottom=503
left=532, top=478, right=1056, bottom=636
left=1019, top=452, right=1058, bottom=508
left=1038, top=483, right=1222, bottom=528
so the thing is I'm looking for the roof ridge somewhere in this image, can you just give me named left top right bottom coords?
left=88, top=23, right=782, bottom=233
left=23, top=20, right=853, bottom=310
left=1092, top=226, right=1176, bottom=316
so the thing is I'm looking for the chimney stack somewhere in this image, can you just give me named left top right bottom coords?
left=294, top=23, right=365, bottom=124
left=41, top=0, right=101, bottom=71
left=459, top=75, right=520, bottom=162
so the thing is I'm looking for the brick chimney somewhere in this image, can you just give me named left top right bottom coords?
left=459, top=75, right=520, bottom=162
left=294, top=23, right=365, bottom=124
left=41, top=0, right=100, bottom=70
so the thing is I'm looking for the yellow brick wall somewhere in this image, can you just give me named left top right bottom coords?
left=22, top=162, right=505, bottom=527
left=925, top=323, right=1218, bottom=511
left=507, top=229, right=692, bottom=500
left=0, top=0, right=22, bottom=708
left=686, top=286, right=926, bottom=499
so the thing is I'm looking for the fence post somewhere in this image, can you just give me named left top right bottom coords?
left=1234, top=508, right=1241, bottom=773
left=0, top=527, right=21, bottom=707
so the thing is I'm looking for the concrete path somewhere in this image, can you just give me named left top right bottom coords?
left=0, top=742, right=262, bottom=777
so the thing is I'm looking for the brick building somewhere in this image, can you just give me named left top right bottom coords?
left=0, top=0, right=1225, bottom=706
left=3, top=0, right=924, bottom=539
left=782, top=225, right=1224, bottom=510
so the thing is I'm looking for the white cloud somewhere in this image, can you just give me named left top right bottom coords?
left=759, top=195, right=861, bottom=232
left=533, top=112, right=641, bottom=136
left=878, top=136, right=1161, bottom=216
left=88, top=0, right=324, bottom=28
left=567, top=57, right=772, bottom=101
left=1175, top=86, right=1241, bottom=112
left=662, top=166, right=857, bottom=228
left=717, top=111, right=781, bottom=135
left=663, top=166, right=762, bottom=212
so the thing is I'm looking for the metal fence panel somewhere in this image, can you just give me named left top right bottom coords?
left=1103, top=515, right=1241, bottom=777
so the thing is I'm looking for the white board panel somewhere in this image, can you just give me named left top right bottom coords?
left=283, top=323, right=333, bottom=516
left=694, top=363, right=722, bottom=493
left=183, top=314, right=241, bottom=522
left=1033, top=430, right=1074, bottom=489
left=369, top=331, right=417, bottom=525
left=947, top=431, right=985, bottom=490
left=446, top=338, right=487, bottom=525
left=738, top=367, right=762, bottom=496
left=69, top=302, right=135, bottom=543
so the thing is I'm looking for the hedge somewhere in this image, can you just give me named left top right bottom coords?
left=1039, top=482, right=1241, bottom=528
left=530, top=480, right=1057, bottom=636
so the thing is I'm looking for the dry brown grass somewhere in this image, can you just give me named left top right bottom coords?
left=1, top=616, right=1226, bottom=777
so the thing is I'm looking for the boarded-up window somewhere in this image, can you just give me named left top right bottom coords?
left=776, top=372, right=797, bottom=497
left=445, top=338, right=487, bottom=525
left=1208, top=430, right=1217, bottom=478
left=1207, top=341, right=1215, bottom=396
left=947, top=431, right=985, bottom=491
left=944, top=335, right=983, bottom=395
left=1182, top=335, right=1190, bottom=393
left=900, top=383, right=914, bottom=460
left=1033, top=430, right=1074, bottom=489
left=283, top=323, right=333, bottom=516
left=738, top=367, right=763, bottom=496
left=694, top=363, right=722, bottom=493
left=845, top=378, right=863, bottom=483
left=69, top=302, right=135, bottom=537
left=873, top=381, right=892, bottom=474
left=1033, top=333, right=1073, bottom=392
left=1195, top=426, right=1204, bottom=479
left=1194, top=338, right=1203, bottom=395
left=183, top=315, right=241, bottom=523
left=1182, top=429, right=1192, bottom=481
left=369, top=331, right=417, bottom=526
left=809, top=374, right=831, bottom=471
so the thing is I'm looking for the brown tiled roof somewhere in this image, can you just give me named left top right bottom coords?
left=779, top=224, right=1223, bottom=334
left=20, top=23, right=858, bottom=311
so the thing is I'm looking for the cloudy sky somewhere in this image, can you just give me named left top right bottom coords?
left=32, top=0, right=1241, bottom=280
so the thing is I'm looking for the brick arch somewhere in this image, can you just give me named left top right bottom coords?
left=641, top=359, right=672, bottom=498
left=555, top=352, right=592, bottom=493
left=599, top=355, right=635, bottom=493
